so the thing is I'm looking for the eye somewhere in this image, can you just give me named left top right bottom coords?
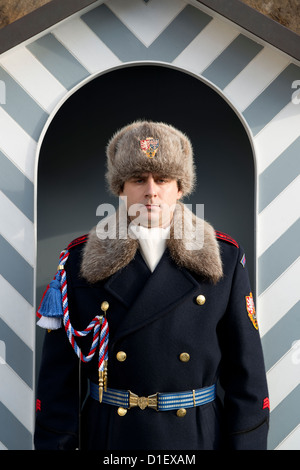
left=157, top=177, right=168, bottom=184
left=130, top=176, right=144, bottom=184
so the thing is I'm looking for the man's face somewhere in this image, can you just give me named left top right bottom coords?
left=120, top=172, right=182, bottom=228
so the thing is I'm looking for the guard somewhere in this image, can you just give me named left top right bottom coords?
left=35, top=121, right=269, bottom=450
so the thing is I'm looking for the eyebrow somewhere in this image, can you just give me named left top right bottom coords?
left=130, top=173, right=170, bottom=180
left=128, top=174, right=148, bottom=180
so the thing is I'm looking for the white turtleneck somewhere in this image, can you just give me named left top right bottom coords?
left=129, top=224, right=170, bottom=272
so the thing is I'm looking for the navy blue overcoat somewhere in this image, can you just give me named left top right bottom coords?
left=35, top=217, right=269, bottom=450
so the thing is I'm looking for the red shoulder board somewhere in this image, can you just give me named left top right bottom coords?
left=215, top=231, right=239, bottom=248
left=67, top=234, right=88, bottom=250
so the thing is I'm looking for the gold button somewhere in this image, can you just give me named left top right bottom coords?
left=196, top=294, right=206, bottom=305
left=176, top=408, right=187, bottom=417
left=101, top=301, right=109, bottom=312
left=117, top=407, right=127, bottom=416
left=116, top=351, right=127, bottom=362
left=179, top=352, right=190, bottom=362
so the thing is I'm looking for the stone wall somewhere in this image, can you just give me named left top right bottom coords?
left=0, top=0, right=299, bottom=35
left=0, top=0, right=52, bottom=28
left=241, top=0, right=300, bottom=34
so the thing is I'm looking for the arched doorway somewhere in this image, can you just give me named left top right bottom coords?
left=36, top=63, right=255, bottom=374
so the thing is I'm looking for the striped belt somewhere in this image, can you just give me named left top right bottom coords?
left=89, top=381, right=216, bottom=411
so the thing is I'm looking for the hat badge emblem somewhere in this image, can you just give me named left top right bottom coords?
left=140, top=137, right=159, bottom=158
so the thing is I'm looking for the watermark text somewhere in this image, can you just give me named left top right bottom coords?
left=291, top=80, right=300, bottom=104
left=96, top=198, right=205, bottom=250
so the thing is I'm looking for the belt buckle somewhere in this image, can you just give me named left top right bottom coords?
left=128, top=391, right=158, bottom=411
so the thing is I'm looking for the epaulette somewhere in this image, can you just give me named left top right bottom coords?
left=67, top=234, right=88, bottom=250
left=215, top=230, right=239, bottom=248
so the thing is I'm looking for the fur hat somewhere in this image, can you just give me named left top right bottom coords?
left=105, top=121, right=196, bottom=196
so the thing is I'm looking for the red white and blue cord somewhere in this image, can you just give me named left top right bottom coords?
left=59, top=249, right=109, bottom=375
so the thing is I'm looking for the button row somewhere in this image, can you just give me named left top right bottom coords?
left=117, top=407, right=187, bottom=417
left=116, top=351, right=191, bottom=362
left=113, top=294, right=205, bottom=419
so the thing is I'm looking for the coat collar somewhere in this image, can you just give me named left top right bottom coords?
left=106, top=250, right=200, bottom=345
left=80, top=202, right=223, bottom=285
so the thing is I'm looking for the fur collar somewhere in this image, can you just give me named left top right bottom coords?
left=80, top=202, right=223, bottom=284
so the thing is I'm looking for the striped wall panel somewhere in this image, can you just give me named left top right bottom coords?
left=0, top=0, right=299, bottom=449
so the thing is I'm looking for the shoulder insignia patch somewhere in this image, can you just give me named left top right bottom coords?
left=240, top=253, right=246, bottom=268
left=215, top=230, right=239, bottom=248
left=67, top=234, right=88, bottom=250
left=246, top=292, right=258, bottom=330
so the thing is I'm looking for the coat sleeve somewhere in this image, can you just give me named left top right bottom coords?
left=218, top=245, right=269, bottom=450
left=34, top=327, right=81, bottom=450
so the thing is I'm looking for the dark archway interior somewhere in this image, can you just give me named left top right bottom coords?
left=36, top=64, right=255, bottom=373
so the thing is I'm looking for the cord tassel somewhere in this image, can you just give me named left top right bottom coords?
left=36, top=250, right=69, bottom=329
left=98, top=302, right=109, bottom=402
left=38, top=248, right=111, bottom=405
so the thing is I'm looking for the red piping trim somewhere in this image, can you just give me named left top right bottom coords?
left=67, top=234, right=88, bottom=250
left=215, top=230, right=239, bottom=248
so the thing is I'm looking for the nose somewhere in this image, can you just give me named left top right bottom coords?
left=144, top=176, right=158, bottom=199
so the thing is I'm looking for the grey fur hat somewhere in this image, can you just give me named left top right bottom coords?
left=105, top=121, right=196, bottom=196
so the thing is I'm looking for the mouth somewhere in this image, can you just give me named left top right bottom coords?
left=145, top=204, right=160, bottom=210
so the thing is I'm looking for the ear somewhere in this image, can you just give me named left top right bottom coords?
left=176, top=183, right=183, bottom=200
